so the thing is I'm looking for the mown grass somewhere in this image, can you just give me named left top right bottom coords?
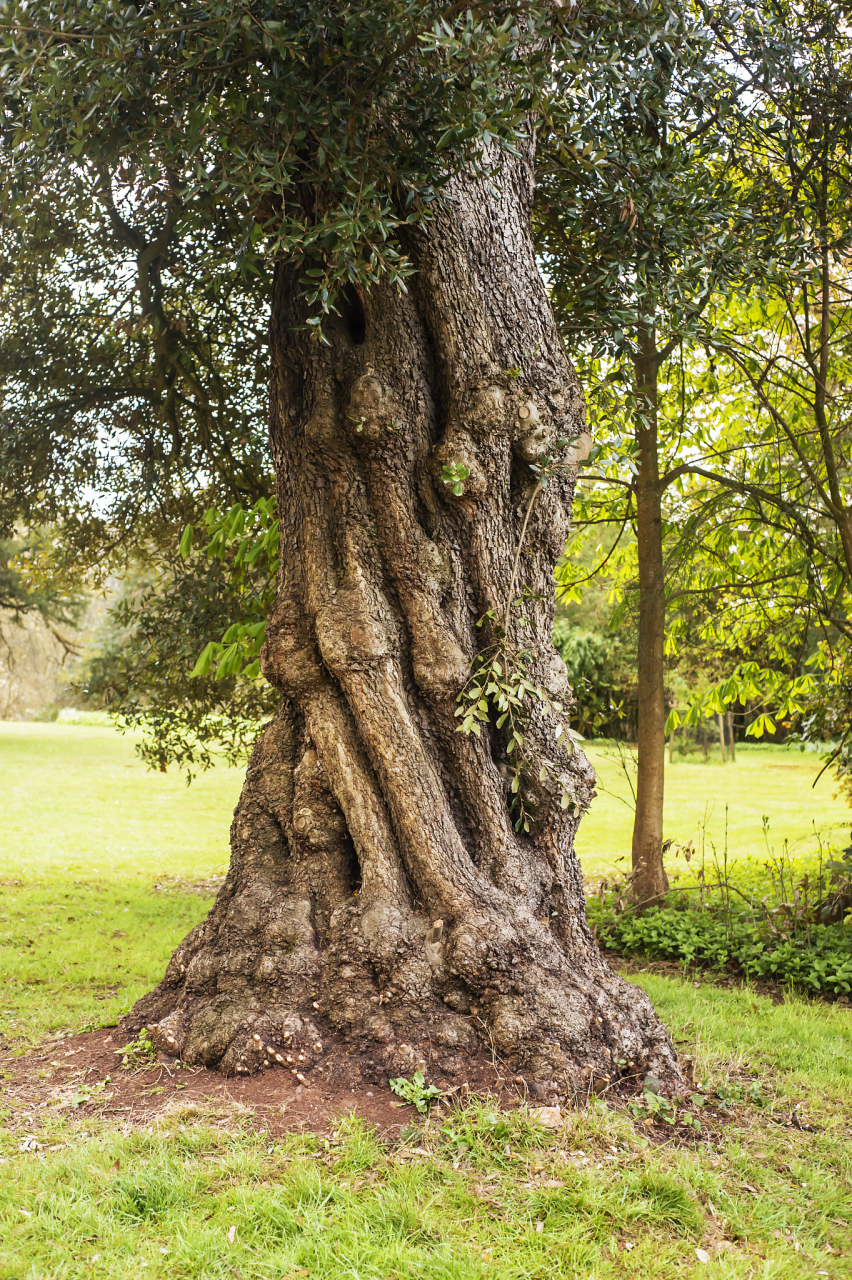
left=1, top=1079, right=850, bottom=1280
left=577, top=741, right=851, bottom=877
left=1, top=723, right=851, bottom=1278
left=0, top=879, right=210, bottom=1046
left=0, top=721, right=237, bottom=1046
left=0, top=721, right=242, bottom=882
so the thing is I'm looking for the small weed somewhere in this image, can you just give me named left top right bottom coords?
left=119, top=1029, right=157, bottom=1069
left=65, top=1076, right=112, bottom=1110
left=389, top=1070, right=442, bottom=1114
left=628, top=1086, right=702, bottom=1133
left=716, top=1077, right=766, bottom=1106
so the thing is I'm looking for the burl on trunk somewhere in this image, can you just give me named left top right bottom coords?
left=128, top=148, right=680, bottom=1098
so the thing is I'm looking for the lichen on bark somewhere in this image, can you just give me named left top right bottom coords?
left=128, top=142, right=682, bottom=1099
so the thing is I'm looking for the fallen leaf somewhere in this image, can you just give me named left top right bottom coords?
left=741, top=1183, right=759, bottom=1195
left=227, top=1224, right=237, bottom=1244
left=695, top=1248, right=710, bottom=1264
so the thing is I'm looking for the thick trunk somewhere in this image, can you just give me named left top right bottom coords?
left=631, top=326, right=669, bottom=906
left=128, top=151, right=680, bottom=1097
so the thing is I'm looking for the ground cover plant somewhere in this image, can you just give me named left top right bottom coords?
left=1, top=724, right=850, bottom=1279
left=587, top=805, right=852, bottom=996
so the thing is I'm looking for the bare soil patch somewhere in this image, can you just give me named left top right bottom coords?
left=0, top=1026, right=521, bottom=1140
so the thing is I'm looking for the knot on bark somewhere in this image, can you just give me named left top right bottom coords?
left=315, top=585, right=396, bottom=675
left=292, top=748, right=347, bottom=852
left=261, top=596, right=325, bottom=695
left=220, top=1011, right=325, bottom=1077
left=417, top=537, right=451, bottom=597
left=513, top=400, right=553, bottom=463
left=463, top=383, right=509, bottom=439
left=406, top=604, right=469, bottom=697
left=146, top=1009, right=187, bottom=1058
left=344, top=373, right=399, bottom=445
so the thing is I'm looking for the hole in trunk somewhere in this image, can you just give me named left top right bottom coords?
left=341, top=284, right=366, bottom=345
left=343, top=837, right=362, bottom=897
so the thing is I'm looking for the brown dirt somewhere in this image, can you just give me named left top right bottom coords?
left=0, top=1026, right=525, bottom=1140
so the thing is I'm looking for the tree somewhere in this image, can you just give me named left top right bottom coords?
left=1, top=2, right=681, bottom=1090
left=535, top=1, right=759, bottom=903
left=642, top=2, right=852, bottom=797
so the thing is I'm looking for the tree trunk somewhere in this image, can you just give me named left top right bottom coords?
left=127, top=150, right=680, bottom=1097
left=718, top=713, right=727, bottom=763
left=630, top=325, right=670, bottom=907
left=727, top=711, right=736, bottom=762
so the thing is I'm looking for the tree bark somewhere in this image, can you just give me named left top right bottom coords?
left=718, top=713, right=727, bottom=763
left=630, top=324, right=670, bottom=907
left=127, top=148, right=680, bottom=1097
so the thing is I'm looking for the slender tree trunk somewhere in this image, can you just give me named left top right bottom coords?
left=727, top=711, right=736, bottom=762
left=127, top=149, right=680, bottom=1096
left=668, top=727, right=675, bottom=764
left=630, top=324, right=670, bottom=906
left=718, top=713, right=727, bottom=763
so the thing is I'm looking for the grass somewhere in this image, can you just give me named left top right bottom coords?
left=577, top=741, right=851, bottom=878
left=0, top=1027, right=850, bottom=1280
left=0, top=721, right=242, bottom=1046
left=1, top=722, right=851, bottom=1278
left=0, top=721, right=242, bottom=882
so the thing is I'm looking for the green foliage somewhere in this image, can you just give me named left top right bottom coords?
left=552, top=621, right=634, bottom=738
left=184, top=497, right=279, bottom=682
left=455, top=630, right=583, bottom=832
left=0, top=1, right=551, bottom=342
left=118, top=1030, right=158, bottom=1071
left=74, top=552, right=278, bottom=778
left=545, top=1, right=852, bottom=803
left=388, top=1071, right=442, bottom=1115
left=589, top=847, right=852, bottom=996
left=439, top=460, right=471, bottom=497
left=75, top=496, right=282, bottom=778
left=0, top=537, right=84, bottom=626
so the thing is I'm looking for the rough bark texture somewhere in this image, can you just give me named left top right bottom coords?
left=128, top=148, right=681, bottom=1098
left=631, top=325, right=670, bottom=907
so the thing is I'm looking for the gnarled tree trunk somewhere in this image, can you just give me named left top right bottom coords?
left=128, top=147, right=681, bottom=1098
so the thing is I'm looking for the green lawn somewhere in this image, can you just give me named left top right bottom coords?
left=0, top=720, right=243, bottom=882
left=0, top=722, right=850, bottom=1280
left=0, top=721, right=242, bottom=1044
left=577, top=741, right=851, bottom=879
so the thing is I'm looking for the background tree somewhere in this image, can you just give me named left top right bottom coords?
left=644, top=2, right=852, bottom=799
left=535, top=0, right=763, bottom=903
